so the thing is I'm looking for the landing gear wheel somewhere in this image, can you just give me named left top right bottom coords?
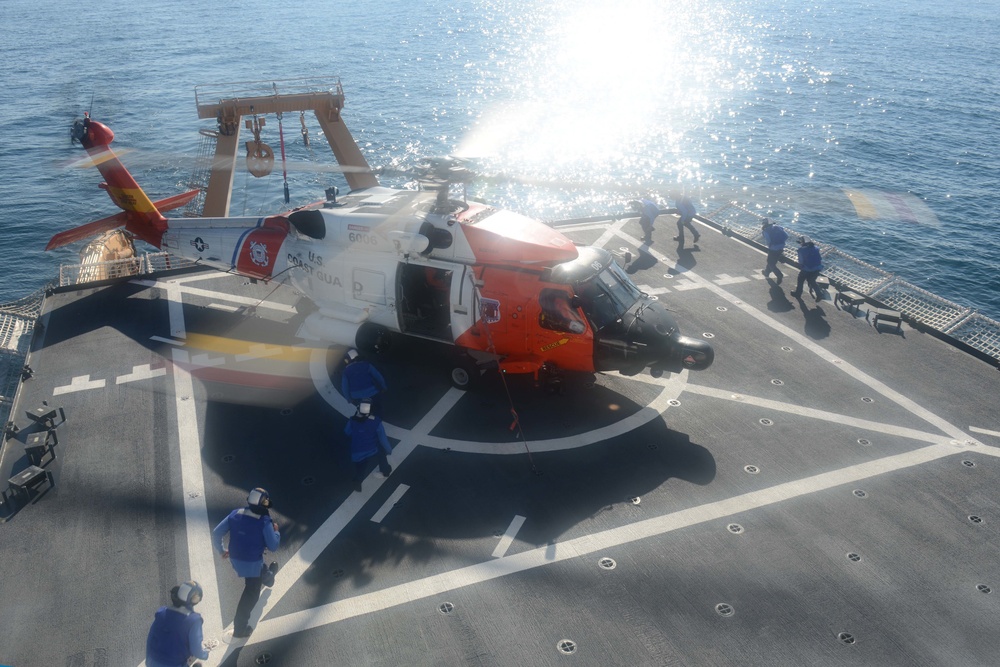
left=450, top=357, right=480, bottom=390
left=540, top=363, right=565, bottom=395
left=356, top=323, right=391, bottom=354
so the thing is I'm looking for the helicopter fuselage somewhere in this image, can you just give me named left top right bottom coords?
left=156, top=187, right=713, bottom=380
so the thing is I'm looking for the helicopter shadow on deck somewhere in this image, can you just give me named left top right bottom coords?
left=198, top=336, right=716, bottom=615
left=33, top=281, right=157, bottom=350
left=37, top=278, right=716, bottom=620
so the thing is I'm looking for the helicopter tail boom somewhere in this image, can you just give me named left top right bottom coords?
left=49, top=117, right=178, bottom=250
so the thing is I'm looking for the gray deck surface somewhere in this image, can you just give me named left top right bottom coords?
left=2, top=214, right=999, bottom=667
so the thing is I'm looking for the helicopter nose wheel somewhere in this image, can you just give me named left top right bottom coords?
left=450, top=356, right=482, bottom=390
left=538, top=362, right=565, bottom=395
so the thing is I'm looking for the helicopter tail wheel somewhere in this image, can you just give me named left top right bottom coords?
left=450, top=357, right=481, bottom=390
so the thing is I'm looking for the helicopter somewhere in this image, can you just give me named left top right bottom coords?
left=49, top=114, right=714, bottom=390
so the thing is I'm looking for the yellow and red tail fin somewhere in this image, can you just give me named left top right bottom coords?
left=47, top=117, right=197, bottom=251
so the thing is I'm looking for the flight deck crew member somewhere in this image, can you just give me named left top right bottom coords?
left=345, top=399, right=392, bottom=492
left=673, top=195, right=700, bottom=247
left=761, top=218, right=788, bottom=284
left=212, top=488, right=281, bottom=638
left=789, top=236, right=824, bottom=300
left=145, top=580, right=210, bottom=667
left=341, top=348, right=387, bottom=414
left=630, top=198, right=662, bottom=245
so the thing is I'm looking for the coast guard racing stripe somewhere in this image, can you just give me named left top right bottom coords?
left=233, top=217, right=290, bottom=279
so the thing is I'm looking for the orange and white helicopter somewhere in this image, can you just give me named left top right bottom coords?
left=49, top=115, right=714, bottom=389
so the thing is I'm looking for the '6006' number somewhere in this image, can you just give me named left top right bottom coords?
left=349, top=232, right=378, bottom=245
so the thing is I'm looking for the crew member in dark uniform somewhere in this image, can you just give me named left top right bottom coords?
left=630, top=198, right=662, bottom=245
left=345, top=399, right=393, bottom=492
left=341, top=348, right=388, bottom=414
left=145, top=580, right=210, bottom=667
left=761, top=218, right=788, bottom=284
left=212, top=488, right=281, bottom=638
left=790, top=236, right=825, bottom=299
left=673, top=194, right=700, bottom=247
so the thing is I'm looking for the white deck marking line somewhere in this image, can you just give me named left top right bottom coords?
left=52, top=374, right=106, bottom=395
left=133, top=279, right=296, bottom=313
left=150, top=335, right=185, bottom=345
left=712, top=274, right=751, bottom=285
left=636, top=284, right=671, bottom=295
left=371, top=484, right=411, bottom=523
left=235, top=344, right=284, bottom=361
left=614, top=228, right=973, bottom=442
left=188, top=354, right=227, bottom=367
left=170, top=349, right=222, bottom=641
left=970, top=426, right=1000, bottom=439
left=683, top=384, right=945, bottom=443
left=418, top=371, right=689, bottom=454
left=150, top=281, right=223, bottom=665
left=209, top=356, right=470, bottom=667
left=163, top=283, right=186, bottom=339
left=552, top=222, right=614, bottom=232
left=207, top=302, right=241, bottom=312
left=308, top=343, right=663, bottom=454
left=492, top=515, right=526, bottom=558
left=243, top=442, right=970, bottom=646
left=589, top=218, right=628, bottom=250
left=116, top=364, right=167, bottom=384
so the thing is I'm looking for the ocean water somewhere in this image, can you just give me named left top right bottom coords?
left=1, top=0, right=998, bottom=319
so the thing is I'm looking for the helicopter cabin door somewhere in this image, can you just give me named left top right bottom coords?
left=449, top=264, right=477, bottom=344
left=397, top=262, right=453, bottom=341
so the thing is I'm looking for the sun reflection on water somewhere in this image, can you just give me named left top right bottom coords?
left=459, top=0, right=755, bottom=213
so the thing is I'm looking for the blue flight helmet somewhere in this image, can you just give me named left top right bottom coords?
left=176, top=580, right=203, bottom=607
left=247, top=487, right=271, bottom=509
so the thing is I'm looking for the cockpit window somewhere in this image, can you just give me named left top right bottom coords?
left=539, top=288, right=586, bottom=334
left=600, top=261, right=642, bottom=309
left=572, top=262, right=642, bottom=330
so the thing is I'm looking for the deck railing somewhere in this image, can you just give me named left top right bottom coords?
left=0, top=286, right=49, bottom=429
left=704, top=201, right=1000, bottom=365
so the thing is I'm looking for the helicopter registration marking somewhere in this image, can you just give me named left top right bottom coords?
left=348, top=232, right=378, bottom=246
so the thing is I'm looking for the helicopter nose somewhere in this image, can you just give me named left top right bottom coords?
left=647, top=333, right=714, bottom=374
left=636, top=310, right=714, bottom=373
left=668, top=334, right=714, bottom=371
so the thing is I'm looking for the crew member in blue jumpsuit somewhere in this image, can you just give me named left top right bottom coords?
left=673, top=195, right=700, bottom=247
left=341, top=348, right=387, bottom=414
left=790, top=236, right=824, bottom=300
left=761, top=218, right=788, bottom=284
left=145, top=580, right=210, bottom=667
left=345, top=399, right=393, bottom=492
left=212, top=488, right=281, bottom=638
